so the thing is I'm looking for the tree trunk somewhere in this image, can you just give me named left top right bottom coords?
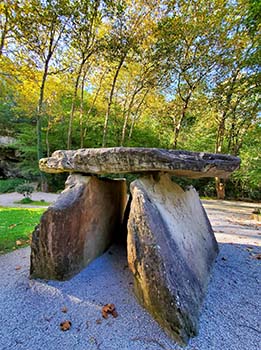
left=121, top=84, right=144, bottom=146
left=102, top=55, right=126, bottom=147
left=128, top=89, right=149, bottom=141
left=67, top=61, right=85, bottom=149
left=79, top=69, right=88, bottom=148
left=0, top=5, right=8, bottom=57
left=173, top=94, right=190, bottom=149
left=45, top=115, right=51, bottom=157
left=83, top=68, right=107, bottom=143
left=37, top=62, right=49, bottom=191
left=215, top=177, right=225, bottom=200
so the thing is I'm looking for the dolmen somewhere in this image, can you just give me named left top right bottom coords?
left=30, top=147, right=240, bottom=346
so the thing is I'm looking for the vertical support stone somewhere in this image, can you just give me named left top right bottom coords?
left=127, top=174, right=218, bottom=345
left=30, top=174, right=127, bottom=280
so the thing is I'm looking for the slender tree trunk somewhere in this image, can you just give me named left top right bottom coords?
left=45, top=115, right=51, bottom=157
left=128, top=89, right=149, bottom=141
left=214, top=70, right=239, bottom=199
left=215, top=177, right=226, bottom=200
left=121, top=85, right=144, bottom=146
left=102, top=54, right=126, bottom=147
left=173, top=95, right=190, bottom=149
left=67, top=61, right=85, bottom=149
left=79, top=68, right=88, bottom=148
left=37, top=58, right=50, bottom=191
left=0, top=6, right=8, bottom=57
left=83, top=68, right=107, bottom=142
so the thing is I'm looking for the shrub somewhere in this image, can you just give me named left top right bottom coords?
left=16, top=183, right=34, bottom=199
left=0, top=178, right=24, bottom=193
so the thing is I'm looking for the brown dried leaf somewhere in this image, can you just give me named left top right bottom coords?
left=15, top=266, right=22, bottom=270
left=60, top=320, right=71, bottom=331
left=16, top=240, right=22, bottom=246
left=111, top=310, right=118, bottom=318
left=61, top=306, right=68, bottom=313
left=102, top=303, right=117, bottom=319
left=102, top=310, right=109, bottom=319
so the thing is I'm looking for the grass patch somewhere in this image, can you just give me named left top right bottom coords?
left=0, top=207, right=45, bottom=254
left=14, top=198, right=50, bottom=206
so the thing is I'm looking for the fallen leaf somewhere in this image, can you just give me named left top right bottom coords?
left=15, top=266, right=22, bottom=270
left=102, top=303, right=118, bottom=319
left=60, top=320, right=71, bottom=331
left=102, top=309, right=109, bottom=319
left=112, top=310, right=118, bottom=318
left=16, top=240, right=22, bottom=246
left=252, top=254, right=261, bottom=260
left=61, top=306, right=68, bottom=313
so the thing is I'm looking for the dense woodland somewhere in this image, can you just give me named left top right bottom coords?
left=0, top=0, right=260, bottom=199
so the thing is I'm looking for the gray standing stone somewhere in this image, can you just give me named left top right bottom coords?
left=127, top=174, right=218, bottom=345
left=30, top=174, right=127, bottom=280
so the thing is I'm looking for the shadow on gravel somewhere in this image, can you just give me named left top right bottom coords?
left=0, top=241, right=260, bottom=350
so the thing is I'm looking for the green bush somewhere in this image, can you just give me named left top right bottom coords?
left=0, top=178, right=25, bottom=193
left=16, top=183, right=34, bottom=198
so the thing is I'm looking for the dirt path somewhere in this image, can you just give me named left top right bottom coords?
left=202, top=199, right=260, bottom=246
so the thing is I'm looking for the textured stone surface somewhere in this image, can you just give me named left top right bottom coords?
left=39, top=147, right=240, bottom=179
left=0, top=138, right=21, bottom=178
left=127, top=174, right=219, bottom=345
left=30, top=174, right=127, bottom=280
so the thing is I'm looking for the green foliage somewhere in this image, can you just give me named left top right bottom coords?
left=0, top=0, right=259, bottom=199
left=0, top=179, right=24, bottom=193
left=14, top=198, right=50, bottom=205
left=0, top=207, right=45, bottom=254
left=16, top=183, right=34, bottom=198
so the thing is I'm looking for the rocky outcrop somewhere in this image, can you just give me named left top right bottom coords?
left=39, top=147, right=240, bottom=179
left=127, top=174, right=218, bottom=345
left=30, top=174, right=127, bottom=280
left=0, top=137, right=21, bottom=178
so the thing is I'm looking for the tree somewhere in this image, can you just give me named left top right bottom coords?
left=14, top=0, right=71, bottom=187
left=0, top=0, right=18, bottom=57
left=66, top=0, right=101, bottom=149
left=155, top=0, right=230, bottom=148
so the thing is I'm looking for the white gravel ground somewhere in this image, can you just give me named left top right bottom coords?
left=0, top=198, right=260, bottom=350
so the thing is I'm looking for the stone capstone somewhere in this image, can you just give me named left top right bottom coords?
left=30, top=174, right=127, bottom=280
left=127, top=174, right=219, bottom=345
left=39, top=147, right=240, bottom=179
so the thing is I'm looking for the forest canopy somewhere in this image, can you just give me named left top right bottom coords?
left=0, top=0, right=260, bottom=199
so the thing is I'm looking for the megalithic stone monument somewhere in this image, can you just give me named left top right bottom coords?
left=31, top=147, right=240, bottom=345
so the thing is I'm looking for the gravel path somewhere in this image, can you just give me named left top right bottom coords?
left=0, top=192, right=58, bottom=208
left=0, top=198, right=260, bottom=350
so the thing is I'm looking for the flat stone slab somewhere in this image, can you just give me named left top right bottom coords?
left=39, top=147, right=240, bottom=179
left=127, top=174, right=219, bottom=345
